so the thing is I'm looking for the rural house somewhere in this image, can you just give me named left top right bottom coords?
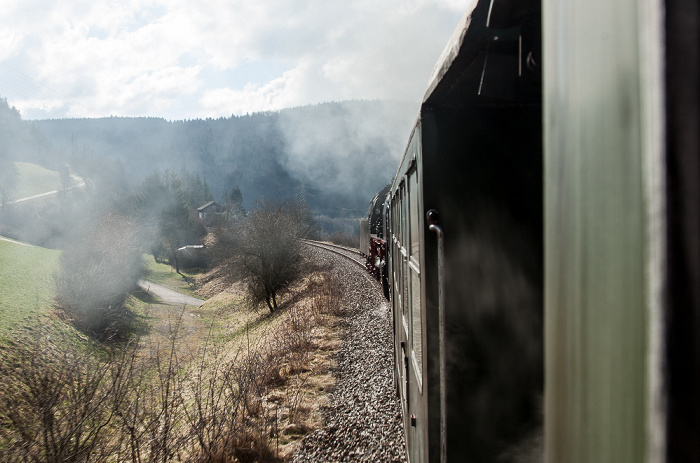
left=197, top=200, right=222, bottom=225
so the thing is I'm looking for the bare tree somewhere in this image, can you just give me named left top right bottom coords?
left=239, top=199, right=309, bottom=312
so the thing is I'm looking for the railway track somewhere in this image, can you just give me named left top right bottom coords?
left=301, top=239, right=366, bottom=269
left=294, top=240, right=406, bottom=463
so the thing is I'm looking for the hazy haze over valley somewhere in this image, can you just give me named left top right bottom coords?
left=32, top=100, right=415, bottom=217
left=1, top=0, right=474, bottom=233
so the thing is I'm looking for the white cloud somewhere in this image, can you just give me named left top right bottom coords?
left=0, top=0, right=472, bottom=119
left=198, top=61, right=331, bottom=116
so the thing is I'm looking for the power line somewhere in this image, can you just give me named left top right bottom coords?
left=0, top=62, right=86, bottom=118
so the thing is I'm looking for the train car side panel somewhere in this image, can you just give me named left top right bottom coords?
left=390, top=125, right=430, bottom=463
left=388, top=0, right=544, bottom=460
left=543, top=0, right=663, bottom=460
left=545, top=0, right=700, bottom=460
left=420, top=102, right=544, bottom=462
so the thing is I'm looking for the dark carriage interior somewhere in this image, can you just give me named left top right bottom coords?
left=421, top=104, right=543, bottom=462
left=664, top=0, right=700, bottom=459
left=417, top=0, right=544, bottom=460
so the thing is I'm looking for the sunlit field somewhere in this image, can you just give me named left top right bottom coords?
left=0, top=238, right=60, bottom=332
left=13, top=162, right=62, bottom=199
left=143, top=256, right=201, bottom=298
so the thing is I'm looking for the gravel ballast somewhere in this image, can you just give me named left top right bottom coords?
left=293, top=246, right=407, bottom=463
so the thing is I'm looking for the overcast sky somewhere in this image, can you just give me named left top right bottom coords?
left=0, top=0, right=473, bottom=120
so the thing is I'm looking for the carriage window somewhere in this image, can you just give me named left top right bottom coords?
left=401, top=183, right=409, bottom=329
left=393, top=203, right=399, bottom=275
left=401, top=182, right=408, bottom=247
left=411, top=268, right=422, bottom=382
left=392, top=199, right=402, bottom=319
left=407, top=168, right=422, bottom=385
left=409, top=168, right=420, bottom=261
left=397, top=183, right=404, bottom=244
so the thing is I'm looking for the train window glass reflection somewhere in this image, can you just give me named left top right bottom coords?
left=409, top=168, right=420, bottom=261
left=401, top=181, right=408, bottom=246
left=411, top=268, right=422, bottom=384
left=394, top=201, right=401, bottom=306
left=391, top=198, right=398, bottom=305
left=407, top=169, right=422, bottom=385
left=401, top=183, right=409, bottom=332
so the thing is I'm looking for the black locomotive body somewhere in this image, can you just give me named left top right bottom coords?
left=365, top=0, right=700, bottom=461
left=359, top=184, right=391, bottom=298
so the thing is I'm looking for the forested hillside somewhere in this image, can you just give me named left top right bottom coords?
left=0, top=98, right=58, bottom=205
left=34, top=100, right=416, bottom=221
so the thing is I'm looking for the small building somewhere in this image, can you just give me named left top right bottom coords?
left=197, top=201, right=222, bottom=225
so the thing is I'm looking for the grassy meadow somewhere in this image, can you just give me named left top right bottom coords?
left=13, top=161, right=63, bottom=199
left=0, top=238, right=60, bottom=332
left=143, top=256, right=201, bottom=297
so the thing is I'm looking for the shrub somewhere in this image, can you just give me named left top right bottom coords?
left=239, top=199, right=311, bottom=312
left=0, top=336, right=134, bottom=462
left=54, top=211, right=143, bottom=339
left=0, top=273, right=344, bottom=462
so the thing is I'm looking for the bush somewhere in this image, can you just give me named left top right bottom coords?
left=0, top=336, right=134, bottom=462
left=54, top=211, right=143, bottom=339
left=239, top=199, right=311, bottom=312
left=0, top=272, right=344, bottom=462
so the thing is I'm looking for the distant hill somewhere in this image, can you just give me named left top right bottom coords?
left=34, top=100, right=417, bottom=219
left=0, top=98, right=61, bottom=206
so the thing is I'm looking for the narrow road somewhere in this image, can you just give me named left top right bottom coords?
left=0, top=236, right=33, bottom=247
left=138, top=280, right=205, bottom=307
left=3, top=174, right=86, bottom=206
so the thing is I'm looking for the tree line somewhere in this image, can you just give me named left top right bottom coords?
left=33, top=100, right=413, bottom=223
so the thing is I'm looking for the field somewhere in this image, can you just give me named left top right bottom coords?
left=143, top=256, right=202, bottom=297
left=0, top=238, right=60, bottom=333
left=13, top=161, right=63, bottom=199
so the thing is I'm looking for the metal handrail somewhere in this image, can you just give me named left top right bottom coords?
left=427, top=209, right=446, bottom=463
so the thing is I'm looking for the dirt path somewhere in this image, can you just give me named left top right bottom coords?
left=138, top=280, right=205, bottom=306
left=0, top=236, right=33, bottom=247
left=135, top=281, right=210, bottom=363
left=4, top=174, right=86, bottom=206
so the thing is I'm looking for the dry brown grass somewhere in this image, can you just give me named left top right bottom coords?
left=187, top=270, right=344, bottom=461
left=0, top=259, right=344, bottom=462
left=167, top=268, right=344, bottom=461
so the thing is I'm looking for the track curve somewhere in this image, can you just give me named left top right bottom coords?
left=301, top=239, right=365, bottom=269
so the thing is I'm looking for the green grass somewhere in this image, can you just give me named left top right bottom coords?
left=143, top=256, right=200, bottom=297
left=14, top=162, right=63, bottom=199
left=0, top=238, right=61, bottom=333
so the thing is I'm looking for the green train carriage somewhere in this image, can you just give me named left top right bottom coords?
left=380, top=0, right=700, bottom=461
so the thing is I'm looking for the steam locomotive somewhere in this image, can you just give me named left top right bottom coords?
left=363, top=0, right=699, bottom=461
left=359, top=184, right=391, bottom=299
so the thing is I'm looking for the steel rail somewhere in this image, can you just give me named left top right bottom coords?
left=301, top=239, right=366, bottom=269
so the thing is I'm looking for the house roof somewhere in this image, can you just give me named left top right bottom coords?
left=197, top=200, right=219, bottom=211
